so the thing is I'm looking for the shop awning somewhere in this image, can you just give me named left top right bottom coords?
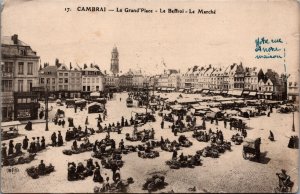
left=257, top=92, right=264, bottom=95
left=202, top=89, right=210, bottom=94
left=242, top=91, right=250, bottom=95
left=221, top=101, right=234, bottom=104
left=161, top=87, right=167, bottom=91
left=90, top=92, right=100, bottom=97
left=178, top=89, right=184, bottom=92
left=264, top=92, right=273, bottom=96
left=222, top=90, right=228, bottom=94
left=1, top=121, right=21, bottom=127
left=231, top=90, right=243, bottom=96
left=228, top=90, right=234, bottom=95
left=249, top=91, right=257, bottom=96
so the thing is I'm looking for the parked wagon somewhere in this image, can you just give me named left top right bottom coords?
left=242, top=138, right=261, bottom=160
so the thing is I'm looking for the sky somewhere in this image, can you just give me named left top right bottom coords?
left=1, top=0, right=299, bottom=78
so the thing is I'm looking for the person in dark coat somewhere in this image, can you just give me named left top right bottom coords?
left=8, top=140, right=14, bottom=155
left=29, top=138, right=36, bottom=153
left=224, top=120, right=227, bottom=128
left=2, top=143, right=7, bottom=158
left=51, top=132, right=57, bottom=146
left=121, top=116, right=125, bottom=127
left=62, top=119, right=65, bottom=128
left=119, top=139, right=125, bottom=150
left=25, top=121, right=32, bottom=131
left=22, top=136, right=29, bottom=150
left=58, top=131, right=63, bottom=146
left=288, top=136, right=294, bottom=148
left=36, top=137, right=41, bottom=151
left=58, top=120, right=62, bottom=126
left=161, top=120, right=164, bottom=129
left=172, top=150, right=178, bottom=159
left=85, top=116, right=89, bottom=125
left=111, top=139, right=116, bottom=150
left=93, top=167, right=103, bottom=182
left=73, top=140, right=78, bottom=150
left=268, top=130, right=274, bottom=141
left=41, top=136, right=46, bottom=149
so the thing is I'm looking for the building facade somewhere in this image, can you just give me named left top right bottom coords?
left=1, top=34, right=40, bottom=121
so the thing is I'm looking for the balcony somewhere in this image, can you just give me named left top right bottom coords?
left=2, top=72, right=13, bottom=78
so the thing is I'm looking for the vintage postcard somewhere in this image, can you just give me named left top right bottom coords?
left=1, top=0, right=299, bottom=193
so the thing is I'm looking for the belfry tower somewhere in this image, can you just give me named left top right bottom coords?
left=110, top=46, right=119, bottom=74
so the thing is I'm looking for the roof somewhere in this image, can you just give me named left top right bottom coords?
left=42, top=65, right=57, bottom=72
left=1, top=36, right=29, bottom=46
left=57, top=64, right=69, bottom=71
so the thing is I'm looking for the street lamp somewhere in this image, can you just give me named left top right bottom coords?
left=292, top=111, right=295, bottom=132
left=45, top=84, right=49, bottom=131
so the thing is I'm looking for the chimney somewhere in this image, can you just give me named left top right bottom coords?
left=12, top=34, right=18, bottom=44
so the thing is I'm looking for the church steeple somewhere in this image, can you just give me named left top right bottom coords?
left=110, top=46, right=119, bottom=74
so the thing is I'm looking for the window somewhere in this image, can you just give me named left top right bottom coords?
left=71, top=73, right=75, bottom=76
left=3, top=62, right=13, bottom=73
left=59, top=73, right=63, bottom=76
left=87, top=86, right=90, bottom=91
left=27, top=80, right=32, bottom=91
left=18, top=62, right=24, bottom=74
left=64, top=73, right=68, bottom=76
left=1, top=80, right=13, bottom=92
left=92, top=78, right=95, bottom=83
left=64, top=85, right=68, bottom=90
left=20, top=49, right=26, bottom=55
left=40, top=78, right=44, bottom=84
left=59, top=78, right=63, bottom=83
left=83, top=86, right=86, bottom=91
left=47, top=78, right=50, bottom=84
left=52, top=78, right=55, bottom=84
left=64, top=78, right=68, bottom=83
left=59, top=85, right=63, bottom=90
left=27, top=63, right=33, bottom=75
left=52, top=86, right=55, bottom=91
left=18, top=80, right=23, bottom=92
left=96, top=86, right=99, bottom=91
left=87, top=78, right=90, bottom=83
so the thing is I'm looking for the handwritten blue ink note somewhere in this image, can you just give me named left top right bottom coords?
left=255, top=37, right=284, bottom=59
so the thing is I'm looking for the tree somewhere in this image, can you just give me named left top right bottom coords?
left=90, top=63, right=94, bottom=68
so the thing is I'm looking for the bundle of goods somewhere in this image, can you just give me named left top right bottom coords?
left=142, top=175, right=167, bottom=192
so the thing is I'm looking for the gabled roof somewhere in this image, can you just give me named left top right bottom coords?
left=1, top=36, right=29, bottom=46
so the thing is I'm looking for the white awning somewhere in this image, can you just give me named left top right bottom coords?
left=231, top=90, right=243, bottom=96
left=1, top=121, right=21, bottom=127
left=249, top=92, right=257, bottom=96
left=90, top=92, right=100, bottom=97
left=264, top=92, right=273, bottom=96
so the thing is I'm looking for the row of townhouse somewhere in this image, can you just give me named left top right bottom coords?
left=39, top=63, right=105, bottom=99
left=154, top=63, right=287, bottom=100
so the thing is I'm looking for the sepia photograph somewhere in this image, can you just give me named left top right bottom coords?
left=0, top=0, right=299, bottom=193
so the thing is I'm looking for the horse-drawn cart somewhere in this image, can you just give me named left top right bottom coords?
left=242, top=138, right=261, bottom=160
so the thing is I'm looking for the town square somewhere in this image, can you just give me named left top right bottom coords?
left=1, top=0, right=299, bottom=193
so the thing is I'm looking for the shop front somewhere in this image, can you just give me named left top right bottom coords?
left=14, top=92, right=39, bottom=121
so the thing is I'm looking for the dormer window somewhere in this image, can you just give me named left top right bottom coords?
left=20, top=49, right=26, bottom=56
